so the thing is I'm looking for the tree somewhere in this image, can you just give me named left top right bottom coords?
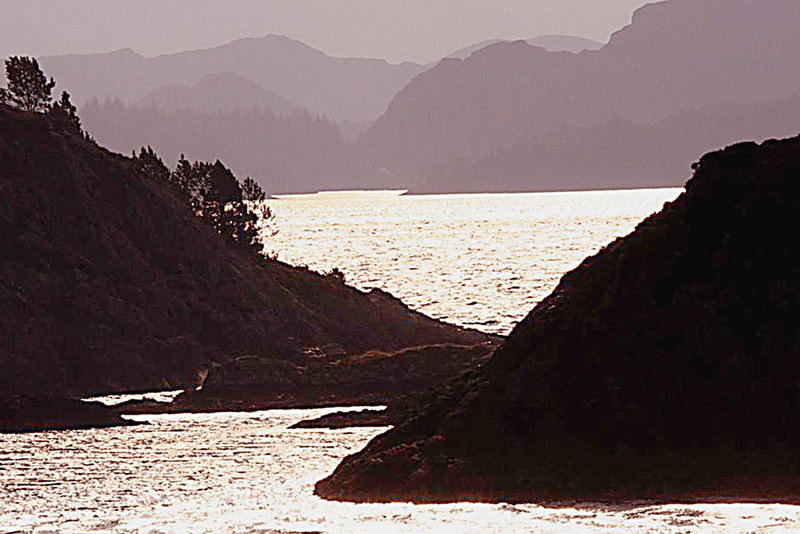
left=134, top=146, right=170, bottom=183
left=242, top=177, right=266, bottom=202
left=169, top=156, right=270, bottom=255
left=49, top=91, right=82, bottom=133
left=0, top=56, right=55, bottom=112
left=241, top=176, right=277, bottom=240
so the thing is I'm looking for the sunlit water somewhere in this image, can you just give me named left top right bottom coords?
left=265, top=189, right=682, bottom=334
left=3, top=408, right=799, bottom=533
left=5, top=189, right=800, bottom=532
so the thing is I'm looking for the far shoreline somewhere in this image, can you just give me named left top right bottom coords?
left=268, top=185, right=684, bottom=199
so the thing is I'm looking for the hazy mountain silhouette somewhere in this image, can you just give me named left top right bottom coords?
left=40, top=35, right=426, bottom=122
left=80, top=99, right=351, bottom=194
left=361, top=0, right=800, bottom=189
left=447, top=34, right=603, bottom=59
left=527, top=34, right=604, bottom=53
left=415, top=91, right=800, bottom=193
left=136, top=71, right=298, bottom=115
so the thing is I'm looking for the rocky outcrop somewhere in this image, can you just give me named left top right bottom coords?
left=0, top=395, right=139, bottom=433
left=124, top=342, right=497, bottom=414
left=316, top=135, right=800, bottom=503
left=290, top=409, right=391, bottom=429
left=0, top=106, right=492, bottom=428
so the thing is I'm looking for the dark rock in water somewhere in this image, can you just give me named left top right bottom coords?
left=0, top=105, right=492, bottom=426
left=290, top=409, right=391, bottom=429
left=0, top=395, right=139, bottom=433
left=108, top=398, right=173, bottom=414
left=316, top=135, right=800, bottom=503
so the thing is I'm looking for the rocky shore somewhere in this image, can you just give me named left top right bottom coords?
left=0, top=395, right=140, bottom=433
left=316, top=136, right=800, bottom=503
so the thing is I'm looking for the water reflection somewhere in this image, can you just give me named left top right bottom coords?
left=265, top=189, right=682, bottom=335
left=2, top=408, right=798, bottom=533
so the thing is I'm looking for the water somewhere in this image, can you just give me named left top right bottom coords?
left=265, top=189, right=682, bottom=334
left=5, top=188, right=799, bottom=532
left=3, top=408, right=798, bottom=533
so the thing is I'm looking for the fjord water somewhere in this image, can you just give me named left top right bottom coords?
left=266, top=188, right=684, bottom=334
left=5, top=188, right=800, bottom=533
left=3, top=408, right=800, bottom=533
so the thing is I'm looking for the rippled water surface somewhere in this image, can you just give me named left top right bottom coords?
left=5, top=189, right=799, bottom=532
left=265, top=189, right=682, bottom=334
left=3, top=408, right=799, bottom=533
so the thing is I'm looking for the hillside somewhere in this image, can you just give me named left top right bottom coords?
left=79, top=99, right=350, bottom=194
left=317, top=135, right=800, bottom=503
left=360, top=0, right=800, bottom=189
left=135, top=71, right=299, bottom=115
left=414, top=91, right=800, bottom=193
left=0, top=106, right=489, bottom=414
left=39, top=35, right=426, bottom=123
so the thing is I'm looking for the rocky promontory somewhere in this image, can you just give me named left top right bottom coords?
left=317, top=135, right=800, bottom=503
left=0, top=105, right=493, bottom=431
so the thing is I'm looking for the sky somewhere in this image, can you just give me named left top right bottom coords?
left=0, top=0, right=653, bottom=64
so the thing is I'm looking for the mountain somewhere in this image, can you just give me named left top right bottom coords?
left=317, top=135, right=800, bottom=503
left=80, top=99, right=350, bottom=194
left=414, top=91, right=800, bottom=193
left=0, top=105, right=489, bottom=416
left=39, top=35, right=426, bottom=122
left=135, top=71, right=298, bottom=115
left=445, top=39, right=507, bottom=60
left=360, top=0, right=800, bottom=189
left=526, top=34, right=603, bottom=53
left=447, top=35, right=602, bottom=59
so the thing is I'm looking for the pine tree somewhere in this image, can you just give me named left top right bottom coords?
left=50, top=91, right=82, bottom=132
left=242, top=177, right=266, bottom=201
left=0, top=56, right=55, bottom=112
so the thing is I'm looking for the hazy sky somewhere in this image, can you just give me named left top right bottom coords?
left=0, top=0, right=653, bottom=64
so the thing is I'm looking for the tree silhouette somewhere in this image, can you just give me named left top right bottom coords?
left=0, top=56, right=55, bottom=112
left=242, top=177, right=266, bottom=201
left=134, top=146, right=171, bottom=183
left=171, top=155, right=269, bottom=255
left=242, top=176, right=277, bottom=240
left=50, top=91, right=82, bottom=133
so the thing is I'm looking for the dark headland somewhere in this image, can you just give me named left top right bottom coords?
left=0, top=105, right=495, bottom=432
left=316, top=135, right=800, bottom=504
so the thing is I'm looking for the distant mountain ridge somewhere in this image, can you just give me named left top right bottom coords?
left=360, top=0, right=800, bottom=191
left=413, top=91, right=800, bottom=193
left=80, top=99, right=349, bottom=195
left=39, top=34, right=427, bottom=122
left=136, top=71, right=299, bottom=115
left=447, top=34, right=603, bottom=59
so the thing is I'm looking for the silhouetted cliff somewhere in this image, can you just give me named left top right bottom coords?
left=317, top=135, right=800, bottom=503
left=0, top=106, right=488, bottom=411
